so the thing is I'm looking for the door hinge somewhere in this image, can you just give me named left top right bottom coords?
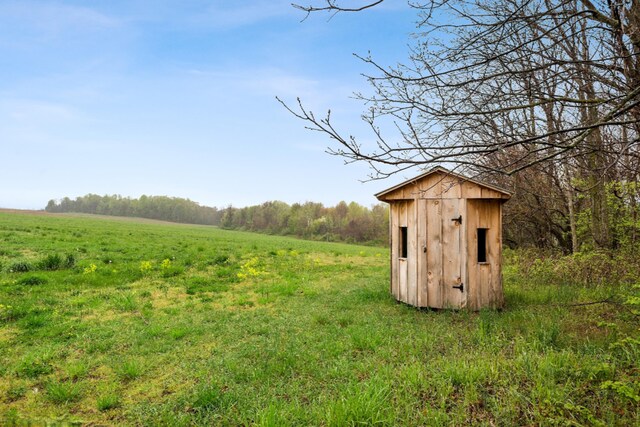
left=452, top=283, right=464, bottom=292
left=451, top=215, right=462, bottom=225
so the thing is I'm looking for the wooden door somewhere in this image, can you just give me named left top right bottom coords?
left=425, top=200, right=442, bottom=307
left=424, top=198, right=466, bottom=309
left=441, top=198, right=465, bottom=308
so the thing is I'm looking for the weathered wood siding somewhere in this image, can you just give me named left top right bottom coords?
left=380, top=168, right=509, bottom=310
left=379, top=171, right=510, bottom=202
left=425, top=199, right=442, bottom=308
left=420, top=198, right=468, bottom=309
left=465, top=199, right=504, bottom=310
left=441, top=198, right=465, bottom=309
left=390, top=200, right=417, bottom=305
left=417, top=199, right=428, bottom=307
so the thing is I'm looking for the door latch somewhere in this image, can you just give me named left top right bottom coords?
left=452, top=283, right=464, bottom=292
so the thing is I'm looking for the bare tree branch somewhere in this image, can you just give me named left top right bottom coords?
left=283, top=0, right=640, bottom=249
left=292, top=0, right=385, bottom=20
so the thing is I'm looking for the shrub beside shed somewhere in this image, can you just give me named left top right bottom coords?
left=375, top=167, right=511, bottom=310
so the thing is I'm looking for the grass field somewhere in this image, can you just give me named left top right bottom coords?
left=0, top=211, right=638, bottom=425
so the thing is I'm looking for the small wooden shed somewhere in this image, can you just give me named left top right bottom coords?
left=375, top=167, right=511, bottom=310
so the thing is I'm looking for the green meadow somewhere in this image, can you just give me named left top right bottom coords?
left=0, top=211, right=638, bottom=425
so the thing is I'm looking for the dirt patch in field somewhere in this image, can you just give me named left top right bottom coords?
left=0, top=326, right=17, bottom=343
left=0, top=208, right=50, bottom=215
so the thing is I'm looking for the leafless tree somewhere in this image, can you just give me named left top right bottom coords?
left=281, top=0, right=640, bottom=249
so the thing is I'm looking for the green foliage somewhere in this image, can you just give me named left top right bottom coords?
left=605, top=181, right=640, bottom=249
left=626, top=284, right=640, bottom=315
left=64, top=360, right=91, bottom=382
left=161, top=265, right=184, bottom=278
left=220, top=200, right=389, bottom=245
left=0, top=303, right=13, bottom=321
left=45, top=193, right=221, bottom=225
left=46, top=380, right=83, bottom=404
left=64, top=253, right=76, bottom=268
left=45, top=194, right=390, bottom=245
left=185, top=276, right=229, bottom=294
left=575, top=180, right=640, bottom=251
left=96, top=392, right=121, bottom=411
left=327, top=384, right=392, bottom=426
left=190, top=383, right=235, bottom=413
left=211, top=254, right=229, bottom=265
left=112, top=292, right=139, bottom=312
left=15, top=352, right=54, bottom=378
left=116, top=360, right=144, bottom=381
left=7, top=254, right=74, bottom=273
left=38, top=253, right=64, bottom=270
left=504, top=174, right=640, bottom=253
left=1, top=409, right=21, bottom=426
left=16, top=275, right=48, bottom=286
left=5, top=384, right=28, bottom=402
left=600, top=381, right=640, bottom=403
left=600, top=284, right=640, bottom=404
left=19, top=310, right=52, bottom=329
left=508, top=248, right=640, bottom=288
left=7, top=260, right=33, bottom=273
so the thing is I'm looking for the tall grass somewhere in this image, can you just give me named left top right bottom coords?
left=0, top=212, right=637, bottom=425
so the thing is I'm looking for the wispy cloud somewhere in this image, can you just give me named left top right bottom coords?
left=0, top=98, right=78, bottom=123
left=114, top=0, right=294, bottom=31
left=189, top=0, right=294, bottom=30
left=184, top=66, right=358, bottom=107
left=0, top=1, right=118, bottom=38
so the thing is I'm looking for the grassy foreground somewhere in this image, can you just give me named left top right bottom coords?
left=0, top=211, right=638, bottom=425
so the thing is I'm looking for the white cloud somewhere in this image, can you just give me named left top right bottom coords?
left=189, top=0, right=294, bottom=30
left=114, top=0, right=295, bottom=31
left=1, top=98, right=78, bottom=122
left=0, top=1, right=118, bottom=37
left=183, top=65, right=360, bottom=110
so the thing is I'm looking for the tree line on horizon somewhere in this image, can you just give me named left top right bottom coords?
left=45, top=194, right=389, bottom=245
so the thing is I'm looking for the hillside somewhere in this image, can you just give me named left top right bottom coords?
left=0, top=211, right=638, bottom=425
left=44, top=195, right=389, bottom=245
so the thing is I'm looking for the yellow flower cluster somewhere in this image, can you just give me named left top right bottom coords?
left=237, top=257, right=265, bottom=280
left=140, top=261, right=153, bottom=272
left=83, top=264, right=97, bottom=274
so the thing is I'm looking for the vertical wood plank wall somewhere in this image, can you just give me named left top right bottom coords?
left=382, top=170, right=507, bottom=310
left=407, top=200, right=418, bottom=306
left=398, top=202, right=407, bottom=303
left=459, top=198, right=468, bottom=309
left=441, top=199, right=465, bottom=309
left=466, top=199, right=503, bottom=310
left=390, top=203, right=399, bottom=300
left=426, top=200, right=442, bottom=308
left=417, top=200, right=428, bottom=307
left=391, top=200, right=416, bottom=305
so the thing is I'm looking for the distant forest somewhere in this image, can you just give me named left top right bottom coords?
left=45, top=195, right=389, bottom=245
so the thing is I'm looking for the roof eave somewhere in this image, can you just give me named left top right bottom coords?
left=375, top=167, right=512, bottom=201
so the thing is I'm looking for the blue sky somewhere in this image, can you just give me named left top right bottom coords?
left=0, top=1, right=418, bottom=209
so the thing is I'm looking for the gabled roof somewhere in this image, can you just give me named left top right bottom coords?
left=375, top=166, right=512, bottom=201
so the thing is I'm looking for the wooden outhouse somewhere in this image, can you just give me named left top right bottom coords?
left=375, top=167, right=511, bottom=310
